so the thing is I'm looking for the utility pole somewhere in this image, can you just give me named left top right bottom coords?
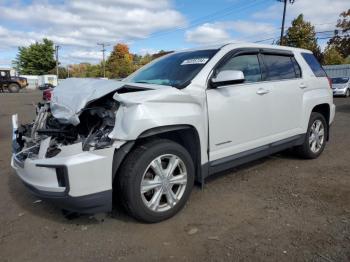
left=97, top=43, right=110, bottom=78
left=278, top=0, right=295, bottom=45
left=55, top=45, right=60, bottom=79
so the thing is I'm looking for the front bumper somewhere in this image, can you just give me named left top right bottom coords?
left=332, top=88, right=347, bottom=96
left=11, top=114, right=117, bottom=214
left=23, top=180, right=112, bottom=214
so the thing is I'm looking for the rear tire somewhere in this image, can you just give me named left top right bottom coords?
left=8, top=83, right=20, bottom=93
left=117, top=139, right=194, bottom=223
left=295, top=112, right=327, bottom=159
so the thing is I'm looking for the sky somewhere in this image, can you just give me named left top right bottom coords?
left=0, top=0, right=348, bottom=67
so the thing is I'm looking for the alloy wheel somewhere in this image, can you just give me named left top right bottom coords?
left=140, top=154, right=187, bottom=212
left=309, top=119, right=325, bottom=153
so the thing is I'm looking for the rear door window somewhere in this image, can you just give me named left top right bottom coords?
left=263, top=54, right=300, bottom=80
left=301, top=53, right=327, bottom=77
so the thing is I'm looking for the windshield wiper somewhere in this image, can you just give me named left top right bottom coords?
left=134, top=81, right=150, bottom=84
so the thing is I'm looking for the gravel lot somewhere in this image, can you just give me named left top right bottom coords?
left=0, top=91, right=349, bottom=262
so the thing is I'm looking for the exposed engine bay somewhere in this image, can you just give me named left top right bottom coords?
left=14, top=93, right=119, bottom=162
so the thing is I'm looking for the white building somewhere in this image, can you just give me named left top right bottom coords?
left=19, top=74, right=58, bottom=89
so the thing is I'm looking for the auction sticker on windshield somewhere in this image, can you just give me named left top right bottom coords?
left=181, top=58, right=209, bottom=65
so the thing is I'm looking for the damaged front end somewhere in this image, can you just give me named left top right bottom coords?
left=11, top=77, right=189, bottom=215
left=14, top=94, right=118, bottom=161
left=11, top=92, right=122, bottom=214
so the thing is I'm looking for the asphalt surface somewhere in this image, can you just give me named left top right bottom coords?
left=0, top=91, right=349, bottom=262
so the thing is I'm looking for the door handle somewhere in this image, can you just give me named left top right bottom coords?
left=256, top=88, right=270, bottom=95
left=299, top=83, right=307, bottom=89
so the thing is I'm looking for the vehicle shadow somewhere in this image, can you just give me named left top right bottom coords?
left=7, top=169, right=139, bottom=225
left=7, top=149, right=303, bottom=225
left=204, top=149, right=303, bottom=184
left=335, top=103, right=350, bottom=113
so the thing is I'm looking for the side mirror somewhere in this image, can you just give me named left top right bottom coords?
left=211, top=70, right=245, bottom=88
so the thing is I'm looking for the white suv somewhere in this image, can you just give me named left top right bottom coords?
left=11, top=43, right=335, bottom=222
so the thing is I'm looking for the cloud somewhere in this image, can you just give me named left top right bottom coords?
left=253, top=0, right=348, bottom=31
left=229, top=21, right=276, bottom=37
left=185, top=23, right=232, bottom=45
left=185, top=21, right=276, bottom=45
left=138, top=48, right=160, bottom=55
left=62, top=50, right=107, bottom=64
left=0, top=0, right=186, bottom=64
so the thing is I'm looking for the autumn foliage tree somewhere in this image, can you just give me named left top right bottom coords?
left=106, top=43, right=134, bottom=78
left=323, top=45, right=345, bottom=65
left=68, top=63, right=102, bottom=78
left=65, top=44, right=172, bottom=79
left=328, top=9, right=350, bottom=59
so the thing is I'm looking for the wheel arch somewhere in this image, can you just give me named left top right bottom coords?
left=311, top=103, right=330, bottom=140
left=112, top=124, right=203, bottom=186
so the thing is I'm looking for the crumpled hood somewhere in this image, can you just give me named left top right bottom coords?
left=50, top=78, right=166, bottom=125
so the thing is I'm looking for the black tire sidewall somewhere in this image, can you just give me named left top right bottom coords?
left=124, top=140, right=195, bottom=223
left=9, top=83, right=20, bottom=93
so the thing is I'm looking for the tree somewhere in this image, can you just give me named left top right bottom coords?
left=106, top=43, right=134, bottom=78
left=139, top=53, right=153, bottom=66
left=323, top=45, right=345, bottom=65
left=68, top=63, right=102, bottom=78
left=49, top=66, right=68, bottom=79
left=14, top=38, right=56, bottom=75
left=328, top=9, right=350, bottom=59
left=282, top=14, right=322, bottom=60
left=152, top=50, right=173, bottom=59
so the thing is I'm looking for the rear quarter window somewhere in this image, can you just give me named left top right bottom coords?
left=301, top=53, right=327, bottom=77
left=263, top=54, right=300, bottom=80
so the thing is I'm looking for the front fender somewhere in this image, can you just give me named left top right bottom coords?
left=109, top=88, right=204, bottom=141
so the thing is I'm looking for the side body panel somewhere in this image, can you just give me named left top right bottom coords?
left=206, top=81, right=272, bottom=161
left=110, top=86, right=209, bottom=165
left=293, top=51, right=335, bottom=129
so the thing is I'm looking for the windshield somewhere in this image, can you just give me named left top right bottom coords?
left=127, top=49, right=218, bottom=88
left=332, top=77, right=349, bottom=84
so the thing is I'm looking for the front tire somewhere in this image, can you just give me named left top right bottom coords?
left=295, top=112, right=327, bottom=159
left=8, top=83, right=20, bottom=93
left=117, top=139, right=194, bottom=223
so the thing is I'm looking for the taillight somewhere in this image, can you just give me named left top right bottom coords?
left=327, top=77, right=332, bottom=89
left=43, top=89, right=53, bottom=101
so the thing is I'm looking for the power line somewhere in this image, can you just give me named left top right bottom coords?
left=254, top=37, right=275, bottom=43
left=139, top=0, right=267, bottom=41
left=249, top=27, right=344, bottom=45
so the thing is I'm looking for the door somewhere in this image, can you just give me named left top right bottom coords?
left=206, top=52, right=273, bottom=161
left=261, top=53, right=304, bottom=138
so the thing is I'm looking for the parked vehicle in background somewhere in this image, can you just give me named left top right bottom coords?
left=331, top=77, right=350, bottom=97
left=39, top=83, right=55, bottom=90
left=0, top=69, right=28, bottom=93
left=11, top=43, right=335, bottom=223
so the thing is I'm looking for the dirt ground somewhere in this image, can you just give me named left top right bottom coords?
left=0, top=91, right=349, bottom=262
